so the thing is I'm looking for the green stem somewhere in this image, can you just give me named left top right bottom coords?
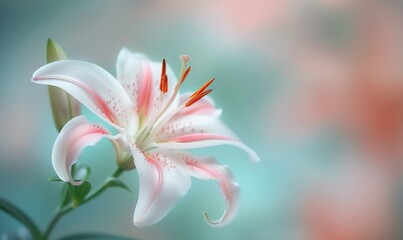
left=42, top=167, right=124, bottom=240
left=42, top=210, right=66, bottom=240
left=0, top=197, right=42, bottom=240
left=84, top=167, right=123, bottom=203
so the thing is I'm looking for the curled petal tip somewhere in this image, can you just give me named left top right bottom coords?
left=203, top=211, right=225, bottom=227
left=133, top=219, right=149, bottom=228
left=70, top=179, right=83, bottom=186
left=250, top=151, right=260, bottom=163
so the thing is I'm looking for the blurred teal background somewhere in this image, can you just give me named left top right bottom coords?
left=0, top=1, right=276, bottom=239
left=1, top=1, right=402, bottom=240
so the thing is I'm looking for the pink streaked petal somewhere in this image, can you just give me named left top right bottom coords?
left=174, top=93, right=218, bottom=119
left=116, top=48, right=179, bottom=118
left=168, top=133, right=236, bottom=143
left=152, top=140, right=260, bottom=163
left=32, top=60, right=138, bottom=132
left=155, top=115, right=232, bottom=142
left=52, top=116, right=118, bottom=185
left=185, top=155, right=240, bottom=227
left=126, top=143, right=191, bottom=227
left=154, top=114, right=259, bottom=162
left=137, top=60, right=153, bottom=115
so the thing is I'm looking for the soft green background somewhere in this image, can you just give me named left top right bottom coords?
left=3, top=0, right=394, bottom=240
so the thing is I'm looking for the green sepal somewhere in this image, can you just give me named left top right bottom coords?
left=68, top=181, right=91, bottom=208
left=49, top=164, right=91, bottom=182
left=105, top=177, right=131, bottom=193
left=53, top=164, right=92, bottom=208
left=59, top=183, right=73, bottom=208
left=48, top=176, right=63, bottom=181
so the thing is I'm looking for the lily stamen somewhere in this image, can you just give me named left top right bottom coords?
left=190, top=77, right=215, bottom=98
left=146, top=57, right=190, bottom=128
left=181, top=66, right=191, bottom=85
left=160, top=75, right=168, bottom=93
left=161, top=59, right=166, bottom=78
left=159, top=59, right=168, bottom=93
left=186, top=89, right=213, bottom=107
left=146, top=79, right=215, bottom=143
left=136, top=57, right=191, bottom=146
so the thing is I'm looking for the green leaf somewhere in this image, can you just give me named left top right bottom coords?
left=69, top=181, right=91, bottom=208
left=105, top=177, right=131, bottom=193
left=51, top=164, right=92, bottom=208
left=58, top=233, right=136, bottom=240
left=50, top=164, right=90, bottom=182
left=0, top=196, right=41, bottom=240
left=48, top=176, right=63, bottom=181
left=60, top=183, right=73, bottom=208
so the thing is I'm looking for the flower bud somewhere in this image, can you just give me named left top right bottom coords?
left=46, top=39, right=81, bottom=132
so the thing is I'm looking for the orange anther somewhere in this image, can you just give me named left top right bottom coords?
left=190, top=77, right=215, bottom=98
left=161, top=59, right=166, bottom=78
left=160, top=75, right=168, bottom=93
left=186, top=89, right=212, bottom=107
left=160, top=59, right=168, bottom=93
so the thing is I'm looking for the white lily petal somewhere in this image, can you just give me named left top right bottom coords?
left=153, top=140, right=259, bottom=163
left=32, top=60, right=137, bottom=132
left=116, top=48, right=179, bottom=118
left=173, top=93, right=217, bottom=119
left=155, top=114, right=230, bottom=141
left=153, top=114, right=259, bottom=162
left=127, top=143, right=191, bottom=227
left=184, top=154, right=240, bottom=227
left=52, top=116, right=118, bottom=185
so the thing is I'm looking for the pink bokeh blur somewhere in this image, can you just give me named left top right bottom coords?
left=272, top=1, right=403, bottom=240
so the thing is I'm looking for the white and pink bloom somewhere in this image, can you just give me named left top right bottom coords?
left=32, top=48, right=259, bottom=227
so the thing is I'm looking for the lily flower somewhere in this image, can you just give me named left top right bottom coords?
left=32, top=48, right=259, bottom=227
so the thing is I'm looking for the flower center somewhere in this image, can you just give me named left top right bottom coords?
left=134, top=55, right=215, bottom=150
